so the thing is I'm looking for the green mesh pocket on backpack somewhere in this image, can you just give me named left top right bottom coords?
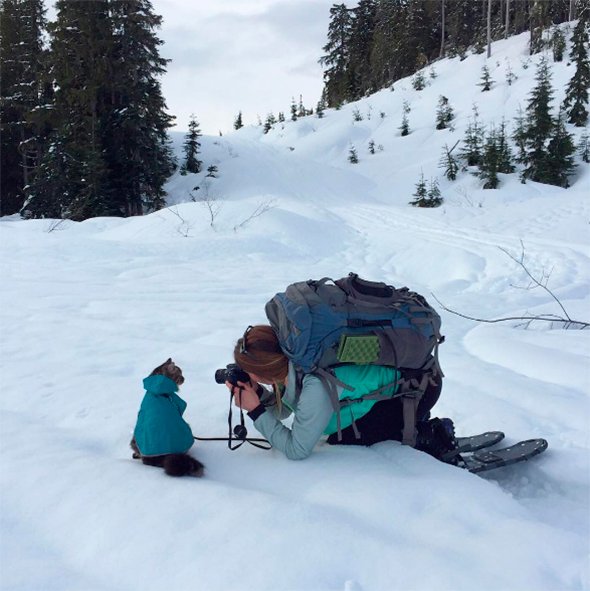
left=336, top=335, right=380, bottom=364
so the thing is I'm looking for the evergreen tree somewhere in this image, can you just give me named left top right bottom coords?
left=0, top=0, right=49, bottom=215
left=103, top=0, right=176, bottom=215
left=496, top=119, right=515, bottom=174
left=263, top=113, right=277, bottom=134
left=551, top=26, right=566, bottom=62
left=512, top=106, right=529, bottom=164
left=436, top=95, right=454, bottom=130
left=297, top=95, right=306, bottom=118
left=25, top=0, right=176, bottom=219
left=563, top=16, right=590, bottom=126
left=319, top=4, right=352, bottom=108
left=234, top=111, right=244, bottom=130
left=316, top=98, right=326, bottom=119
left=579, top=129, right=590, bottom=163
left=521, top=58, right=555, bottom=183
left=368, top=139, right=375, bottom=154
left=181, top=115, right=202, bottom=173
left=439, top=143, right=460, bottom=180
left=478, top=65, right=493, bottom=91
left=348, top=144, right=359, bottom=163
left=460, top=106, right=485, bottom=166
left=369, top=0, right=401, bottom=88
left=347, top=0, right=377, bottom=100
left=411, top=71, right=427, bottom=91
left=278, top=111, right=286, bottom=123
left=479, top=126, right=501, bottom=189
left=24, top=0, right=113, bottom=220
left=426, top=178, right=443, bottom=206
left=290, top=97, right=298, bottom=121
left=400, top=111, right=410, bottom=136
left=409, top=172, right=428, bottom=206
left=544, top=108, right=576, bottom=187
left=410, top=174, right=443, bottom=207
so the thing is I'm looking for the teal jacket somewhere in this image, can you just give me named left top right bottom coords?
left=133, top=374, right=194, bottom=457
left=252, top=363, right=400, bottom=460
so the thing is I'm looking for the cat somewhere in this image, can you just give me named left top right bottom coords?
left=131, top=358, right=204, bottom=477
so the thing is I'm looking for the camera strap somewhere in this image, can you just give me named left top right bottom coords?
left=193, top=391, right=272, bottom=451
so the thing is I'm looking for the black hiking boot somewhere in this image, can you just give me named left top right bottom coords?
left=415, top=418, right=460, bottom=465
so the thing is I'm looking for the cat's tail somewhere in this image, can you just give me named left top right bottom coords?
left=163, top=454, right=205, bottom=477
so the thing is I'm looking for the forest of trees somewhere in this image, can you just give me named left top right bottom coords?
left=0, top=0, right=176, bottom=219
left=319, top=0, right=578, bottom=108
left=1, top=0, right=586, bottom=220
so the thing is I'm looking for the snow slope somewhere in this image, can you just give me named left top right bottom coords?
left=1, top=28, right=589, bottom=591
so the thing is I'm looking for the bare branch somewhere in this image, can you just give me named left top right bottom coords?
left=233, top=199, right=276, bottom=232
left=431, top=241, right=589, bottom=330
left=498, top=240, right=572, bottom=322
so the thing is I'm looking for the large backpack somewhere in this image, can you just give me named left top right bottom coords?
left=265, top=273, right=444, bottom=445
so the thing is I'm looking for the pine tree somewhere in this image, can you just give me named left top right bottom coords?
left=426, top=178, right=443, bottom=206
left=439, top=143, right=460, bottom=181
left=544, top=108, right=576, bottom=187
left=411, top=71, right=427, bottom=91
left=263, top=113, right=277, bottom=134
left=316, top=98, right=326, bottom=118
left=563, top=16, right=590, bottom=126
left=290, top=97, right=298, bottom=121
left=0, top=0, right=49, bottom=215
left=348, top=144, right=359, bottom=163
left=579, top=130, right=590, bottom=163
left=512, top=106, right=529, bottom=165
left=551, top=26, right=566, bottom=62
left=478, top=65, right=493, bottom=91
left=479, top=127, right=501, bottom=189
left=319, top=4, right=353, bottom=108
left=24, top=0, right=176, bottom=220
left=368, top=139, right=375, bottom=154
left=460, top=106, right=485, bottom=166
left=297, top=95, right=306, bottom=118
left=278, top=112, right=286, bottom=123
left=104, top=0, right=176, bottom=215
left=347, top=0, right=377, bottom=100
left=521, top=58, right=555, bottom=183
left=24, top=0, right=113, bottom=220
left=234, top=111, right=244, bottom=130
left=409, top=173, right=428, bottom=206
left=410, top=175, right=443, bottom=207
left=496, top=119, right=515, bottom=174
left=400, top=112, right=410, bottom=136
left=436, top=95, right=454, bottom=129
left=181, top=115, right=202, bottom=173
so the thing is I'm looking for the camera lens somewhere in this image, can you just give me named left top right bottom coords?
left=214, top=368, right=227, bottom=384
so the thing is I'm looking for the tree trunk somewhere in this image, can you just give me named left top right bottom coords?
left=440, top=0, right=445, bottom=58
left=487, top=0, right=492, bottom=58
left=505, top=0, right=510, bottom=39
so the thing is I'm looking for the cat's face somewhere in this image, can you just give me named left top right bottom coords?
left=151, top=358, right=185, bottom=385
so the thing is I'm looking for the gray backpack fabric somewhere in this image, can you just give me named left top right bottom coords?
left=265, top=273, right=445, bottom=445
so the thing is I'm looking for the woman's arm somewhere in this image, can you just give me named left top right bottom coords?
left=249, top=374, right=334, bottom=460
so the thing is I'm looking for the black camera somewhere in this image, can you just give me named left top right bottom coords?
left=214, top=363, right=251, bottom=387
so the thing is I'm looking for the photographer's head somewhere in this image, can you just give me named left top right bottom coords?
left=234, top=324, right=288, bottom=385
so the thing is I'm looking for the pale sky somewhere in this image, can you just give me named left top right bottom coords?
left=155, top=0, right=355, bottom=134
left=45, top=0, right=356, bottom=135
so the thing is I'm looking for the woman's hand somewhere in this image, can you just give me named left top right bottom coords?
left=226, top=380, right=261, bottom=412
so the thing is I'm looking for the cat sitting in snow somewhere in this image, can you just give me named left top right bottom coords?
left=130, top=358, right=204, bottom=477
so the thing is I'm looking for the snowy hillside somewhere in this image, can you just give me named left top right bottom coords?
left=1, top=28, right=589, bottom=591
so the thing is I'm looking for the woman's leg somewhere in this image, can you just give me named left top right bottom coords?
left=328, top=373, right=443, bottom=446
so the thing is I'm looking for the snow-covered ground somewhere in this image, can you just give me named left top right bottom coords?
left=1, top=28, right=589, bottom=591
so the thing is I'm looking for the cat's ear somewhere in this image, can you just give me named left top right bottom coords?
left=166, top=357, right=172, bottom=363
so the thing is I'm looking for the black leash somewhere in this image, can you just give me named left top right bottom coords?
left=193, top=391, right=271, bottom=451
